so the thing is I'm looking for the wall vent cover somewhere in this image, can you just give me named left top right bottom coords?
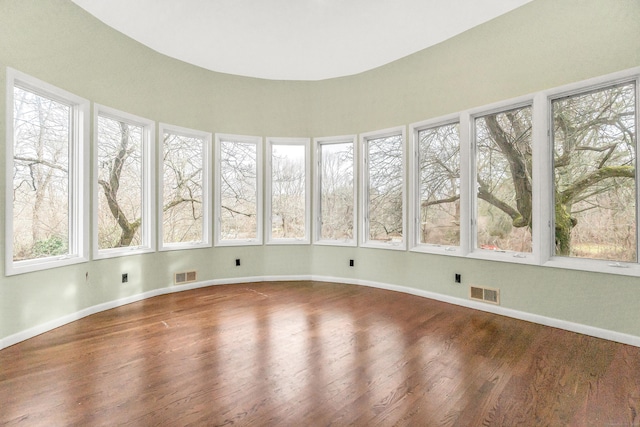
left=175, top=271, right=197, bottom=285
left=469, top=285, right=500, bottom=305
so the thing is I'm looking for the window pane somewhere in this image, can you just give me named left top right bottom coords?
left=97, top=116, right=143, bottom=249
left=162, top=132, right=204, bottom=244
left=367, top=134, right=403, bottom=243
left=319, top=142, right=354, bottom=241
left=220, top=140, right=258, bottom=240
left=475, top=106, right=533, bottom=252
left=553, top=83, right=637, bottom=262
left=271, top=144, right=306, bottom=239
left=418, top=123, right=460, bottom=246
left=12, top=86, right=70, bottom=261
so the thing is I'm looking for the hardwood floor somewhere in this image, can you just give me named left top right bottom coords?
left=1, top=281, right=639, bottom=426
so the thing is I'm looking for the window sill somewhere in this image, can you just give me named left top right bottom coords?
left=544, top=257, right=640, bottom=277
left=410, top=244, right=464, bottom=257
left=266, top=238, right=311, bottom=245
left=215, top=239, right=263, bottom=247
left=314, top=239, right=357, bottom=247
left=6, top=255, right=89, bottom=276
left=466, top=249, right=537, bottom=265
left=360, top=241, right=407, bottom=251
left=159, top=242, right=212, bottom=252
left=93, top=246, right=155, bottom=260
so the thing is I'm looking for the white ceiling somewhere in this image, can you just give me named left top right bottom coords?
left=72, top=0, right=533, bottom=81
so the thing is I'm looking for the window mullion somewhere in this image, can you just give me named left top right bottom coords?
left=459, top=111, right=472, bottom=255
left=533, top=92, right=551, bottom=265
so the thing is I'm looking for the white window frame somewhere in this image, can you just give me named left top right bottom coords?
left=313, top=135, right=358, bottom=246
left=467, top=96, right=538, bottom=266
left=404, top=67, right=640, bottom=277
left=5, top=68, right=90, bottom=276
left=214, top=133, right=263, bottom=246
left=409, top=114, right=468, bottom=256
left=93, top=104, right=156, bottom=260
left=360, top=126, right=407, bottom=251
left=542, top=67, right=640, bottom=277
left=158, top=123, right=212, bottom=251
left=266, top=137, right=311, bottom=245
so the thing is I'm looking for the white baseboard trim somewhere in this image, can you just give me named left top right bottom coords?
left=0, top=274, right=314, bottom=350
left=311, top=275, right=640, bottom=348
left=2, top=274, right=638, bottom=350
left=0, top=279, right=215, bottom=349
left=0, top=287, right=165, bottom=350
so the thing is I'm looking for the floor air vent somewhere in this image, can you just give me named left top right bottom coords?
left=469, top=286, right=500, bottom=305
left=175, top=271, right=197, bottom=285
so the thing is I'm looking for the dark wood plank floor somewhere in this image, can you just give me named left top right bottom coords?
left=1, top=281, right=639, bottom=426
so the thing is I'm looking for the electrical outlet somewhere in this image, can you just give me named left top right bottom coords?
left=122, top=273, right=128, bottom=283
left=349, top=259, right=354, bottom=267
left=455, top=273, right=461, bottom=283
left=235, top=259, right=241, bottom=266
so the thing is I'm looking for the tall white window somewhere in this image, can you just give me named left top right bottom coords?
left=411, top=119, right=461, bottom=251
left=361, top=127, right=406, bottom=249
left=551, top=82, right=637, bottom=263
left=314, top=136, right=357, bottom=245
left=266, top=137, right=310, bottom=244
left=215, top=134, right=262, bottom=246
left=159, top=124, right=211, bottom=251
left=6, top=69, right=89, bottom=275
left=473, top=104, right=533, bottom=256
left=94, top=105, right=155, bottom=259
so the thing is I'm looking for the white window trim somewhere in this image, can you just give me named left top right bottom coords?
left=214, top=133, right=263, bottom=247
left=313, top=135, right=358, bottom=247
left=405, top=66, right=640, bottom=277
left=158, top=123, right=212, bottom=252
left=266, top=137, right=311, bottom=245
left=541, top=67, right=640, bottom=277
left=93, top=104, right=156, bottom=260
left=409, top=114, right=466, bottom=257
left=466, top=95, right=538, bottom=266
left=5, top=68, right=90, bottom=276
left=360, top=126, right=407, bottom=251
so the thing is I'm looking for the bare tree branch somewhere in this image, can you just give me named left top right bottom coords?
left=14, top=156, right=68, bottom=173
left=421, top=195, right=460, bottom=208
left=559, top=165, right=634, bottom=205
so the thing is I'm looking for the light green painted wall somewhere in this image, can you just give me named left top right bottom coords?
left=307, top=0, right=640, bottom=135
left=307, top=0, right=640, bottom=337
left=1, top=0, right=639, bottom=342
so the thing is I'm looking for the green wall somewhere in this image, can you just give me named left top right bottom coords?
left=1, top=0, right=639, bottom=343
